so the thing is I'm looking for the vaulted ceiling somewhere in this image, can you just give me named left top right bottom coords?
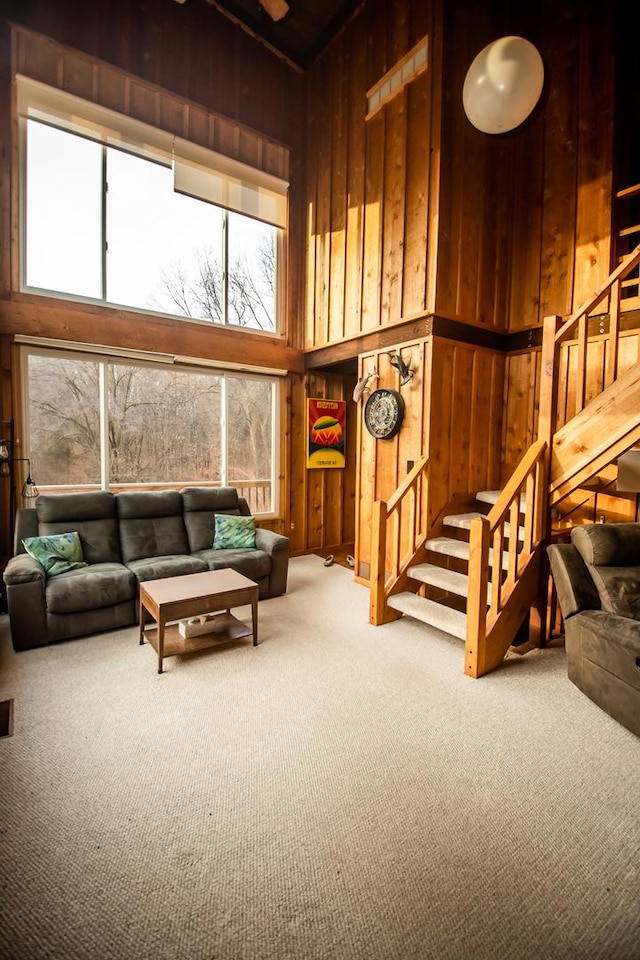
left=192, top=0, right=367, bottom=71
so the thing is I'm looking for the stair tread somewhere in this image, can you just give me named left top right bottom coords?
left=387, top=592, right=467, bottom=640
left=407, top=563, right=491, bottom=603
left=476, top=489, right=526, bottom=509
left=443, top=512, right=485, bottom=528
left=425, top=536, right=471, bottom=560
left=443, top=512, right=525, bottom=539
left=425, top=536, right=510, bottom=569
left=408, top=563, right=468, bottom=593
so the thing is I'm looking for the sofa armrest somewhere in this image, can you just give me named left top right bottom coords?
left=3, top=553, right=46, bottom=585
left=3, top=556, right=48, bottom=651
left=255, top=527, right=289, bottom=596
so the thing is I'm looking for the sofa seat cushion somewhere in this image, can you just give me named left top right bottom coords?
left=45, top=562, right=137, bottom=615
left=126, top=554, right=208, bottom=582
left=194, top=547, right=270, bottom=580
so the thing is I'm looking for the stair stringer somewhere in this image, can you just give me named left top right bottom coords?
left=550, top=362, right=640, bottom=503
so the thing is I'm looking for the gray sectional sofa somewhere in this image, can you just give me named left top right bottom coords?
left=547, top=522, right=640, bottom=738
left=3, top=486, right=289, bottom=651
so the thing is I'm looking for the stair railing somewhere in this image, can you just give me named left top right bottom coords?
left=539, top=243, right=640, bottom=435
left=369, top=454, right=429, bottom=625
left=465, top=438, right=547, bottom=678
left=538, top=243, right=640, bottom=503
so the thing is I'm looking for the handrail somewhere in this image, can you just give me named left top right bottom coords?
left=539, top=243, right=640, bottom=442
left=370, top=454, right=429, bottom=625
left=465, top=439, right=547, bottom=677
left=554, top=243, right=640, bottom=343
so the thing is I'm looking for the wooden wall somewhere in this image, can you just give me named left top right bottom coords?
left=287, top=370, right=357, bottom=557
left=302, top=0, right=621, bottom=561
left=304, top=0, right=618, bottom=347
left=355, top=337, right=504, bottom=567
left=0, top=0, right=629, bottom=577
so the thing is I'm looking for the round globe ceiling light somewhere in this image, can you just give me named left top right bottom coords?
left=463, top=36, right=544, bottom=134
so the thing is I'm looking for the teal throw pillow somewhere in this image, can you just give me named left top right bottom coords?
left=213, top=514, right=256, bottom=550
left=23, top=531, right=88, bottom=578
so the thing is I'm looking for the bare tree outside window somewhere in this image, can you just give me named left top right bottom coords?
left=27, top=352, right=275, bottom=512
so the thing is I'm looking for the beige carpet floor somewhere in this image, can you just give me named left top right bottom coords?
left=0, top=555, right=639, bottom=960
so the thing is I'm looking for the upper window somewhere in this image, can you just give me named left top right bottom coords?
left=18, top=77, right=287, bottom=333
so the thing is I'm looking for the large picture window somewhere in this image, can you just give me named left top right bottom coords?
left=24, top=348, right=278, bottom=515
left=19, top=77, right=287, bottom=332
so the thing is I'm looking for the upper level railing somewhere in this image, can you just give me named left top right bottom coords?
left=538, top=243, right=640, bottom=438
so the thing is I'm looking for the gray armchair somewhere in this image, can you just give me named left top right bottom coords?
left=547, top=522, right=640, bottom=738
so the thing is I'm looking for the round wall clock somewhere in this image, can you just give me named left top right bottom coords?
left=364, top=388, right=405, bottom=439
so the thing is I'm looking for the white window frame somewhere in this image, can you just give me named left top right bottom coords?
left=20, top=343, right=280, bottom=517
left=16, top=76, right=288, bottom=335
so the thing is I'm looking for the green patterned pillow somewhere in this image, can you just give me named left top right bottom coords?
left=213, top=514, right=256, bottom=549
left=22, top=531, right=88, bottom=578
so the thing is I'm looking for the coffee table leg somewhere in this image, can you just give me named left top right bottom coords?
left=158, top=616, right=165, bottom=673
left=139, top=597, right=146, bottom=645
left=252, top=596, right=258, bottom=646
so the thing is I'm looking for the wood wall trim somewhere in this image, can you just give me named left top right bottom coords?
left=304, top=312, right=545, bottom=368
left=0, top=299, right=305, bottom=374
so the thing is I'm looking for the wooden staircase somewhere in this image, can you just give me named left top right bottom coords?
left=387, top=490, right=523, bottom=642
left=369, top=243, right=640, bottom=676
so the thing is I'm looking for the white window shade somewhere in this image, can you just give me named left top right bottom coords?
left=174, top=143, right=288, bottom=229
left=16, top=75, right=173, bottom=167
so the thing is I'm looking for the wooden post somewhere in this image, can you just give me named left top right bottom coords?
left=369, top=499, right=387, bottom=625
left=532, top=314, right=561, bottom=647
left=465, top=514, right=489, bottom=678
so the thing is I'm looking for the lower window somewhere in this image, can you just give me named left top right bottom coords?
left=24, top=348, right=278, bottom=515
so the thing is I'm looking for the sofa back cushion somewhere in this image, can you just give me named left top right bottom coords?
left=35, top=492, right=121, bottom=564
left=571, top=523, right=640, bottom=620
left=117, top=491, right=189, bottom=563
left=181, top=486, right=249, bottom=552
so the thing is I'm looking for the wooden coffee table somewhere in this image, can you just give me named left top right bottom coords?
left=139, top=569, right=259, bottom=673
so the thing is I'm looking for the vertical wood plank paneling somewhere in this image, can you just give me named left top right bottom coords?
left=343, top=26, right=366, bottom=339
left=380, top=92, right=407, bottom=325
left=427, top=338, right=455, bottom=509
left=288, top=373, right=308, bottom=554
left=314, top=72, right=332, bottom=345
left=305, top=65, right=320, bottom=348
left=355, top=352, right=378, bottom=567
left=573, top=5, right=615, bottom=307
left=507, top=126, right=544, bottom=331
left=539, top=8, right=578, bottom=320
left=449, top=345, right=474, bottom=491
left=361, top=111, right=385, bottom=331
left=328, top=37, right=348, bottom=344
left=402, top=70, right=430, bottom=318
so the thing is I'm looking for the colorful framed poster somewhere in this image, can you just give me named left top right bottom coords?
left=307, top=398, right=346, bottom=469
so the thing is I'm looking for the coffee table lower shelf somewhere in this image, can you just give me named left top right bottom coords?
left=142, top=613, right=254, bottom=660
